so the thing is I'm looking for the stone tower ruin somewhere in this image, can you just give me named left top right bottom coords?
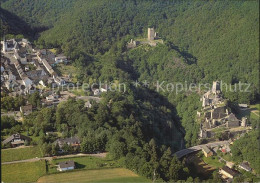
left=148, top=28, right=155, bottom=40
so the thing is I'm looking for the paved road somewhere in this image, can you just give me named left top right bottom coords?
left=2, top=153, right=107, bottom=165
left=174, top=140, right=230, bottom=159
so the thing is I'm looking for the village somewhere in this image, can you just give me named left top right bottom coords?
left=1, top=28, right=164, bottom=120
left=1, top=35, right=258, bottom=182
left=0, top=38, right=111, bottom=119
left=0, top=38, right=119, bottom=176
left=190, top=81, right=255, bottom=182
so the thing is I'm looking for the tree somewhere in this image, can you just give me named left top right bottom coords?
left=42, top=143, right=52, bottom=156
left=51, top=143, right=60, bottom=156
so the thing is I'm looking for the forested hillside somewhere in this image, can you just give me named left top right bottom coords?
left=1, top=0, right=259, bottom=148
left=18, top=90, right=187, bottom=181
left=231, top=130, right=260, bottom=176
left=2, top=0, right=258, bottom=102
left=1, top=0, right=259, bottom=180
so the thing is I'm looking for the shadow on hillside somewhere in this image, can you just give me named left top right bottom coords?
left=0, top=8, right=49, bottom=39
left=167, top=41, right=198, bottom=65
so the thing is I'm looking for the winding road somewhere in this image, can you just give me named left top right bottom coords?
left=174, top=140, right=230, bottom=159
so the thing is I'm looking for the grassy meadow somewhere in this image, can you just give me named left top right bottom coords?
left=37, top=168, right=150, bottom=183
left=202, top=156, right=225, bottom=168
left=2, top=160, right=47, bottom=183
left=1, top=146, right=43, bottom=162
left=48, top=156, right=120, bottom=173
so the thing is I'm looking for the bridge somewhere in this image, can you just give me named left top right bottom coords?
left=174, top=140, right=230, bottom=159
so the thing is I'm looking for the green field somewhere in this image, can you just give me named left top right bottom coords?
left=38, top=168, right=150, bottom=183
left=250, top=103, right=260, bottom=111
left=2, top=160, right=47, bottom=183
left=54, top=64, right=78, bottom=82
left=202, top=156, right=225, bottom=168
left=48, top=156, right=120, bottom=173
left=1, top=146, right=43, bottom=162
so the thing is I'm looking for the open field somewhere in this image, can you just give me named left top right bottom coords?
left=2, top=160, right=46, bottom=183
left=250, top=103, right=260, bottom=111
left=38, top=168, right=150, bottom=183
left=1, top=146, right=43, bottom=162
left=48, top=156, right=119, bottom=173
left=202, top=156, right=225, bottom=168
left=54, top=64, right=78, bottom=82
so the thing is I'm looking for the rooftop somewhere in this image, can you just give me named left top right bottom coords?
left=202, top=145, right=211, bottom=154
left=221, top=166, right=239, bottom=177
left=59, top=160, right=75, bottom=169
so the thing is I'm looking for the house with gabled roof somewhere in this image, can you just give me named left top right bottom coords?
left=2, top=133, right=31, bottom=147
left=54, top=137, right=81, bottom=148
left=238, top=162, right=252, bottom=172
left=202, top=145, right=213, bottom=157
left=57, top=160, right=75, bottom=171
left=226, top=113, right=239, bottom=128
left=219, top=166, right=239, bottom=179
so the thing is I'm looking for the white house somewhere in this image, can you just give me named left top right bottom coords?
left=55, top=56, right=67, bottom=64
left=238, top=162, right=252, bottom=172
left=84, top=101, right=92, bottom=108
left=22, top=77, right=33, bottom=88
left=1, top=39, right=16, bottom=53
left=46, top=94, right=59, bottom=101
left=53, top=76, right=66, bottom=86
left=93, top=89, right=100, bottom=96
left=1, top=66, right=4, bottom=73
left=39, top=80, right=47, bottom=87
left=100, top=84, right=110, bottom=92
left=57, top=160, right=75, bottom=171
left=42, top=59, right=55, bottom=75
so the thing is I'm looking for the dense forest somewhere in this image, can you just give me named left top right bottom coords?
left=1, top=0, right=259, bottom=154
left=1, top=0, right=259, bottom=181
left=2, top=0, right=258, bottom=101
left=231, top=130, right=260, bottom=180
left=2, top=90, right=190, bottom=181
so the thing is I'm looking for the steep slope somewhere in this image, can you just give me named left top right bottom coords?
left=2, top=0, right=258, bottom=95
left=1, top=0, right=76, bottom=27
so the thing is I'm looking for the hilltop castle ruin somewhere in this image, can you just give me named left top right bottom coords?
left=198, top=81, right=249, bottom=139
left=127, top=28, right=161, bottom=49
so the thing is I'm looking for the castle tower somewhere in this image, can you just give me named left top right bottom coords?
left=148, top=28, right=155, bottom=41
left=241, top=117, right=247, bottom=127
left=212, top=81, right=220, bottom=94
left=1, top=37, right=7, bottom=53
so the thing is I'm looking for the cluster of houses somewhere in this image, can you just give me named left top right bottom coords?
left=201, top=144, right=253, bottom=181
left=198, top=81, right=249, bottom=139
left=1, top=38, right=110, bottom=116
left=2, top=133, right=79, bottom=171
left=2, top=133, right=81, bottom=150
left=1, top=38, right=70, bottom=96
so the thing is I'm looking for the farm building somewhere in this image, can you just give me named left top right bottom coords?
left=219, top=166, right=239, bottom=179
left=2, top=133, right=31, bottom=147
left=238, top=162, right=252, bottom=172
left=57, top=160, right=75, bottom=171
left=54, top=137, right=81, bottom=148
left=202, top=146, right=213, bottom=157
